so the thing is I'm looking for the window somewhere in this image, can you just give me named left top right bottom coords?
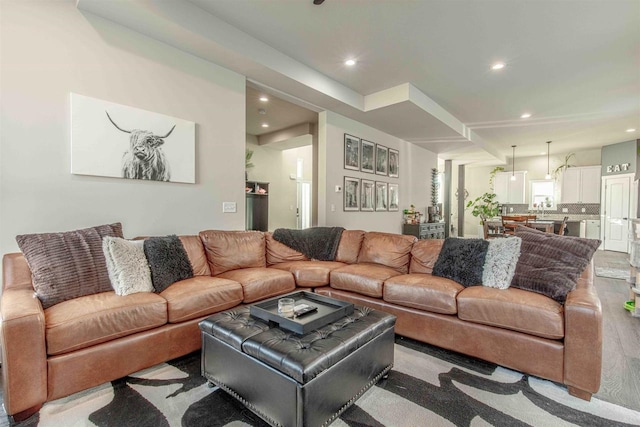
left=529, top=180, right=555, bottom=210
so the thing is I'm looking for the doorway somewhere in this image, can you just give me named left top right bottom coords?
left=602, top=174, right=632, bottom=252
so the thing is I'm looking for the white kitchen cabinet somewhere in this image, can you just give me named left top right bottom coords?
left=561, top=166, right=601, bottom=204
left=494, top=171, right=527, bottom=204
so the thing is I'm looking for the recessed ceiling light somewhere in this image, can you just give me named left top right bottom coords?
left=491, top=62, right=505, bottom=70
left=345, top=59, right=356, bottom=66
left=259, top=96, right=268, bottom=102
left=626, top=128, right=636, bottom=132
left=261, top=123, right=269, bottom=128
left=520, top=113, right=531, bottom=119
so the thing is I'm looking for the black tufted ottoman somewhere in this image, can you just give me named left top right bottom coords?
left=199, top=305, right=396, bottom=427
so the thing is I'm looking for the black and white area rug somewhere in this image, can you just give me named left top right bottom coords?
left=12, top=337, right=640, bottom=427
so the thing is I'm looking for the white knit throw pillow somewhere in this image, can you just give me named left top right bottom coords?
left=103, top=236, right=154, bottom=295
left=482, top=237, right=522, bottom=289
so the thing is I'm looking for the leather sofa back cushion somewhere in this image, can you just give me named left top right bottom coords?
left=356, top=232, right=416, bottom=274
left=512, top=226, right=600, bottom=302
left=179, top=236, right=211, bottom=276
left=265, top=232, right=309, bottom=265
left=199, top=230, right=266, bottom=275
left=16, top=223, right=124, bottom=309
left=335, top=230, right=365, bottom=264
left=409, top=239, right=445, bottom=274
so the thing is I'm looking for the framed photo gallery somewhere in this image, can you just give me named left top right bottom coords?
left=343, top=134, right=399, bottom=211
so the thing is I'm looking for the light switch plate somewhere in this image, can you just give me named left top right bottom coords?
left=222, top=202, right=236, bottom=213
left=562, top=208, right=568, bottom=213
left=335, top=185, right=342, bottom=192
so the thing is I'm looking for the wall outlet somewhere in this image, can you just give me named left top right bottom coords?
left=331, top=204, right=336, bottom=212
left=509, top=207, right=513, bottom=212
left=581, top=207, right=586, bottom=213
left=562, top=208, right=568, bottom=213
left=222, top=202, right=236, bottom=213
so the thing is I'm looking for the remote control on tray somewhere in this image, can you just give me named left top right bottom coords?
left=294, top=303, right=318, bottom=317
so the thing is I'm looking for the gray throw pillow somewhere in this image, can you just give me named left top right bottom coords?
left=433, top=238, right=489, bottom=287
left=511, top=226, right=600, bottom=302
left=143, top=235, right=193, bottom=292
left=482, top=237, right=522, bottom=289
left=103, top=237, right=154, bottom=296
left=16, top=223, right=123, bottom=308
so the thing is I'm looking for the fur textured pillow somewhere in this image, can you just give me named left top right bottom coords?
left=143, top=235, right=194, bottom=293
left=432, top=238, right=489, bottom=287
left=103, top=237, right=154, bottom=296
left=482, top=237, right=522, bottom=289
left=16, top=223, right=123, bottom=308
left=511, top=226, right=601, bottom=302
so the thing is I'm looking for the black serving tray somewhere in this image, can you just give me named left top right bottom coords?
left=250, top=291, right=354, bottom=334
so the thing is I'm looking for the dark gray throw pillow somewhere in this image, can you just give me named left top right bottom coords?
left=16, top=223, right=124, bottom=309
left=432, top=238, right=489, bottom=287
left=511, top=226, right=601, bottom=302
left=143, top=235, right=193, bottom=293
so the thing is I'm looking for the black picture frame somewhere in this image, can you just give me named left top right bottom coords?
left=344, top=134, right=360, bottom=171
left=388, top=148, right=399, bottom=178
left=388, top=183, right=399, bottom=211
left=375, top=181, right=388, bottom=211
left=344, top=176, right=360, bottom=211
left=360, top=179, right=375, bottom=211
left=360, top=140, right=375, bottom=174
left=376, top=144, right=388, bottom=176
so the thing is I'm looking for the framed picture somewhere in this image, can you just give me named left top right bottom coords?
left=376, top=144, right=388, bottom=175
left=388, top=183, right=399, bottom=211
left=360, top=179, right=375, bottom=211
left=344, top=134, right=360, bottom=171
left=388, top=149, right=399, bottom=178
left=71, top=93, right=195, bottom=183
left=375, top=181, right=388, bottom=211
left=344, top=176, right=360, bottom=211
left=360, top=140, right=375, bottom=174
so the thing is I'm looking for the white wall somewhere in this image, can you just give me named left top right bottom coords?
left=246, top=137, right=313, bottom=231
left=0, top=1, right=246, bottom=254
left=318, top=111, right=436, bottom=233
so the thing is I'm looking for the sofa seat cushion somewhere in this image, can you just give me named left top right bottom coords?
left=45, top=291, right=167, bottom=356
left=217, top=268, right=296, bottom=303
left=160, top=276, right=243, bottom=323
left=383, top=273, right=464, bottom=315
left=457, top=286, right=564, bottom=340
left=330, top=263, right=402, bottom=298
left=270, top=261, right=347, bottom=287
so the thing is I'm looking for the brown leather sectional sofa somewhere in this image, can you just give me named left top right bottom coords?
left=0, top=229, right=601, bottom=420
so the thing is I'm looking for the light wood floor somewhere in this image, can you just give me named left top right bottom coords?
left=593, top=249, right=640, bottom=411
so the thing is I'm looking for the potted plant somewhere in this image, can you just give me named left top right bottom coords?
left=466, top=192, right=500, bottom=224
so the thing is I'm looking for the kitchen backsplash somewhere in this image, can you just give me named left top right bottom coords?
left=502, top=203, right=600, bottom=218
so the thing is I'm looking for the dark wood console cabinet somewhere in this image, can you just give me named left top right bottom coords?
left=402, top=222, right=445, bottom=240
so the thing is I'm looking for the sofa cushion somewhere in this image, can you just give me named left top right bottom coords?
left=409, top=239, right=445, bottom=274
left=178, top=235, right=211, bottom=276
left=457, top=286, right=564, bottom=340
left=217, top=268, right=295, bottom=303
left=269, top=261, right=347, bottom=287
left=383, top=273, right=463, bottom=314
left=144, top=235, right=194, bottom=293
left=432, top=238, right=489, bottom=287
left=16, top=222, right=123, bottom=309
left=335, top=230, right=366, bottom=264
left=102, top=237, right=154, bottom=296
left=265, top=232, right=309, bottom=265
left=356, top=232, right=416, bottom=274
left=45, top=291, right=167, bottom=356
left=482, top=237, right=522, bottom=289
left=160, top=276, right=243, bottom=323
left=330, top=263, right=402, bottom=298
left=512, top=226, right=601, bottom=302
left=200, top=230, right=266, bottom=275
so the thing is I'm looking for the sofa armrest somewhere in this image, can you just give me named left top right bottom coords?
left=0, top=288, right=47, bottom=416
left=563, top=285, right=602, bottom=396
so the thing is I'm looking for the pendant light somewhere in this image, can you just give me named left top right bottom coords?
left=510, top=145, right=517, bottom=181
left=545, top=141, right=552, bottom=179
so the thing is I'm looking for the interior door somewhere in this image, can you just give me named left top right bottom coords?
left=296, top=181, right=311, bottom=229
left=603, top=175, right=630, bottom=252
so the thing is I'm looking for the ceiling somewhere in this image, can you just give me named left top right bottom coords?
left=246, top=85, right=317, bottom=137
left=77, top=0, right=640, bottom=166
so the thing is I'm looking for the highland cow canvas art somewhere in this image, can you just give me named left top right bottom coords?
left=71, top=93, right=195, bottom=183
